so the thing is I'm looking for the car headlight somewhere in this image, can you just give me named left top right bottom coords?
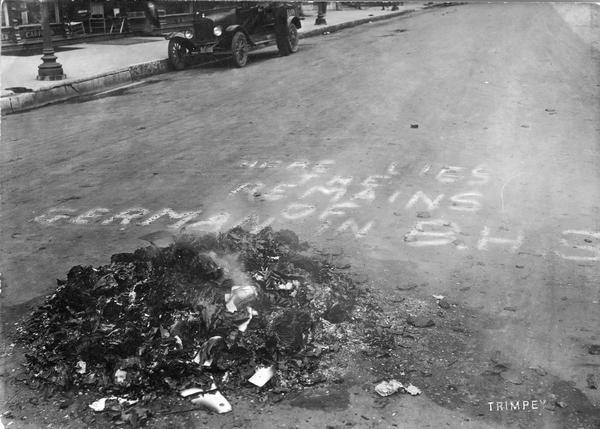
left=213, top=25, right=222, bottom=37
left=184, top=29, right=194, bottom=39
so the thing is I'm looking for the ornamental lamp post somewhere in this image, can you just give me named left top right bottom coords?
left=37, top=0, right=65, bottom=80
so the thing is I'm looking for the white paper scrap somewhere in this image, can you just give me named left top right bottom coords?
left=180, top=387, right=204, bottom=398
left=225, top=300, right=237, bottom=313
left=225, top=285, right=258, bottom=313
left=405, top=384, right=422, bottom=396
left=237, top=307, right=259, bottom=332
left=174, top=335, right=183, bottom=349
left=89, top=397, right=112, bottom=412
left=114, top=369, right=127, bottom=384
left=190, top=391, right=232, bottom=413
left=248, top=366, right=275, bottom=387
left=277, top=282, right=294, bottom=290
left=117, top=398, right=138, bottom=406
left=375, top=380, right=404, bottom=397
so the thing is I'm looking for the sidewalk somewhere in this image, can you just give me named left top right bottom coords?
left=1, top=4, right=426, bottom=114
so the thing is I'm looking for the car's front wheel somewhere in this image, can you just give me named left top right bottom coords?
left=231, top=32, right=249, bottom=68
left=168, top=38, right=190, bottom=71
left=277, top=23, right=299, bottom=56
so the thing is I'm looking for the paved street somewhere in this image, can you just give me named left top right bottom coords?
left=2, top=2, right=600, bottom=427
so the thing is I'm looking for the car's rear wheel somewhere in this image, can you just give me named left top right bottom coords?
left=231, top=32, right=249, bottom=68
left=168, top=38, right=190, bottom=70
left=277, top=23, right=299, bottom=56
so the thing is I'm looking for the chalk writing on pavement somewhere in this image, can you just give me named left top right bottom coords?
left=32, top=159, right=599, bottom=262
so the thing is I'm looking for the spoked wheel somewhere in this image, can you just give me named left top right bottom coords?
left=168, top=38, right=190, bottom=71
left=231, top=32, right=249, bottom=68
left=277, top=23, right=299, bottom=56
left=286, top=23, right=299, bottom=53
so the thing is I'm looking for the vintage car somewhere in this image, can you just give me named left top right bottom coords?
left=164, top=3, right=301, bottom=69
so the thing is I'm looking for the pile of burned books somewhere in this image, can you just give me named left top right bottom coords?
left=20, top=228, right=358, bottom=403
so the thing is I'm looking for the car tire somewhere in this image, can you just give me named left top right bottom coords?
left=168, top=38, right=190, bottom=71
left=277, top=23, right=299, bottom=56
left=231, top=31, right=249, bottom=68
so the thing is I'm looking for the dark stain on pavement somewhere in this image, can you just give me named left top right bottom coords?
left=287, top=387, right=350, bottom=411
left=379, top=28, right=408, bottom=37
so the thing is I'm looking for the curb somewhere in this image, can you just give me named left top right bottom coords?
left=299, top=8, right=415, bottom=39
left=2, top=9, right=417, bottom=115
left=1, top=59, right=170, bottom=115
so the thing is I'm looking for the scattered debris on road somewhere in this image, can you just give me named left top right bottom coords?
left=89, top=397, right=138, bottom=412
left=374, top=380, right=421, bottom=397
left=588, top=345, right=600, bottom=355
left=490, top=350, right=511, bottom=371
left=529, top=366, right=547, bottom=377
left=586, top=373, right=598, bottom=390
left=556, top=400, right=568, bottom=408
left=404, top=384, right=422, bottom=396
left=8, top=225, right=598, bottom=427
left=407, top=315, right=435, bottom=328
left=375, top=379, right=404, bottom=397
left=438, top=299, right=450, bottom=310
left=13, top=227, right=468, bottom=425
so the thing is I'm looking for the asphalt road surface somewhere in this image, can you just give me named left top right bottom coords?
left=2, top=2, right=599, bottom=428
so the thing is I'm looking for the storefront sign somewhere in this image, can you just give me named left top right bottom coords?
left=19, top=24, right=42, bottom=38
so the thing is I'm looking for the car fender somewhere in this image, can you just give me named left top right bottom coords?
left=165, top=32, right=186, bottom=40
left=166, top=35, right=194, bottom=50
left=165, top=31, right=188, bottom=40
left=225, top=25, right=254, bottom=45
left=288, top=16, right=301, bottom=29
